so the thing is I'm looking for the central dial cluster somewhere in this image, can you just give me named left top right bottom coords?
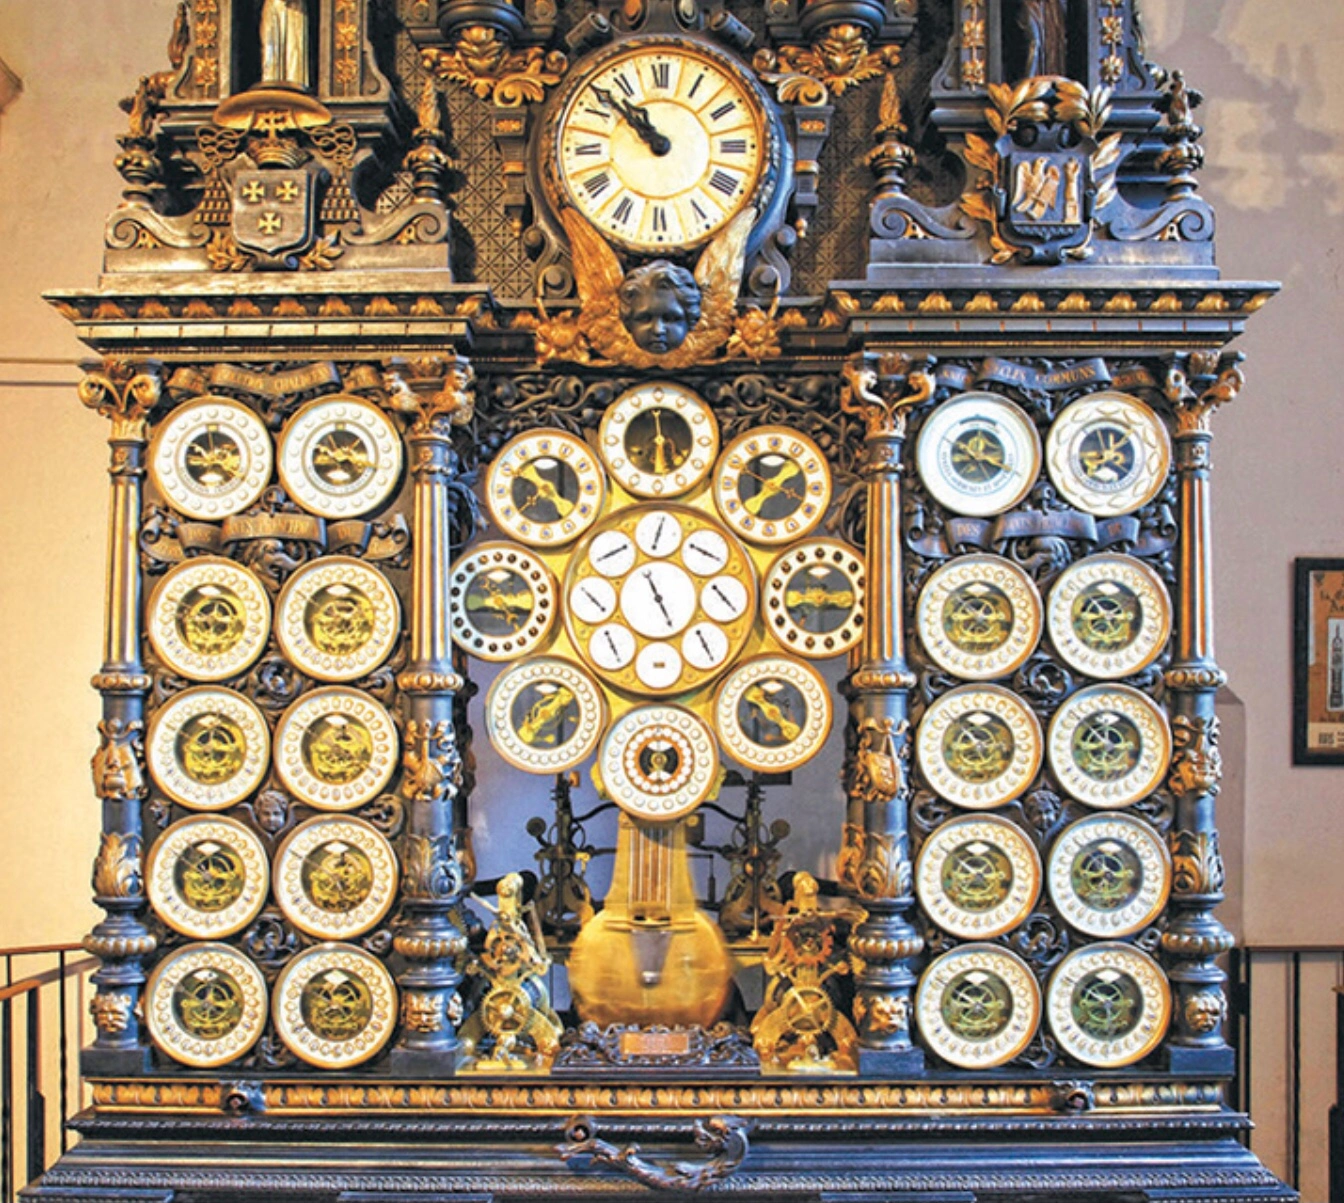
left=566, top=503, right=756, bottom=696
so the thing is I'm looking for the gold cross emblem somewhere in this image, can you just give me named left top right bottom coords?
left=241, top=181, right=266, bottom=204
left=257, top=212, right=283, bottom=235
left=275, top=180, right=301, bottom=203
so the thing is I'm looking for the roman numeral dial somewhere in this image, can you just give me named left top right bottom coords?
left=555, top=41, right=770, bottom=254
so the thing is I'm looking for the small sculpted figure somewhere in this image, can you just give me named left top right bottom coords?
left=618, top=261, right=702, bottom=355
left=261, top=0, right=310, bottom=89
left=1020, top=0, right=1068, bottom=78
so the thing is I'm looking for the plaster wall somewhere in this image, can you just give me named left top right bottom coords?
left=0, top=0, right=1339, bottom=1195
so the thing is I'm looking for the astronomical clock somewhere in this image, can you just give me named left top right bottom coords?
left=31, top=1, right=1291, bottom=1200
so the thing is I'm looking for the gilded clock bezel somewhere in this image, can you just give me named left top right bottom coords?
left=1047, top=813, right=1172, bottom=939
left=915, top=392, right=1042, bottom=518
left=278, top=395, right=404, bottom=520
left=916, top=554, right=1043, bottom=681
left=272, top=941, right=398, bottom=1070
left=486, top=429, right=607, bottom=549
left=1045, top=942, right=1172, bottom=1068
left=916, top=684, right=1044, bottom=810
left=598, top=381, right=720, bottom=499
left=915, top=943, right=1041, bottom=1070
left=147, top=557, right=272, bottom=683
left=147, top=685, right=271, bottom=811
left=1046, top=553, right=1172, bottom=680
left=761, top=538, right=865, bottom=660
left=1046, top=391, right=1172, bottom=518
left=275, top=556, right=402, bottom=683
left=486, top=655, right=608, bottom=775
left=146, top=815, right=270, bottom=940
left=274, top=686, right=400, bottom=812
left=1046, top=683, right=1172, bottom=810
left=713, top=654, right=833, bottom=774
left=149, top=396, right=273, bottom=520
left=274, top=815, right=399, bottom=941
left=449, top=542, right=559, bottom=662
left=713, top=426, right=832, bottom=547
left=145, top=941, right=269, bottom=1069
left=599, top=703, right=720, bottom=822
left=544, top=35, right=780, bottom=257
left=564, top=502, right=757, bottom=698
left=914, top=814, right=1042, bottom=940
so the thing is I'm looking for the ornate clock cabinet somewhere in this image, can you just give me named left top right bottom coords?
left=28, top=0, right=1293, bottom=1199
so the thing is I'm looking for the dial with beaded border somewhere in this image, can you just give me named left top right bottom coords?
left=147, top=686, right=271, bottom=811
left=1047, top=813, right=1171, bottom=939
left=1046, top=942, right=1171, bottom=1068
left=278, top=396, right=404, bottom=519
left=486, top=429, right=606, bottom=548
left=916, top=555, right=1042, bottom=681
left=761, top=539, right=865, bottom=659
left=149, top=396, right=273, bottom=520
left=146, top=815, right=270, bottom=940
left=1047, top=684, right=1171, bottom=809
left=916, top=944, right=1041, bottom=1069
left=487, top=656, right=607, bottom=774
left=449, top=543, right=558, bottom=662
left=915, top=814, right=1041, bottom=940
left=714, top=654, right=832, bottom=774
left=714, top=427, right=831, bottom=546
left=272, top=942, right=398, bottom=1070
left=599, top=703, right=719, bottom=822
left=274, top=687, right=399, bottom=811
left=275, top=557, right=401, bottom=683
left=147, top=558, right=272, bottom=682
left=1047, top=554, right=1172, bottom=680
left=274, top=816, right=399, bottom=941
left=916, top=684, right=1044, bottom=810
left=599, top=381, right=719, bottom=499
left=145, top=942, right=269, bottom=1069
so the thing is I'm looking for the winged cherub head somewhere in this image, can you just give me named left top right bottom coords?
left=617, top=261, right=703, bottom=355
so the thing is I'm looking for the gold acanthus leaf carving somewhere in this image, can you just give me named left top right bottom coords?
left=840, top=354, right=936, bottom=439
left=91, top=718, right=148, bottom=802
left=78, top=360, right=162, bottom=434
left=92, top=832, right=143, bottom=899
left=421, top=30, right=567, bottom=108
left=1168, top=715, right=1222, bottom=799
left=753, top=26, right=899, bottom=101
left=535, top=206, right=754, bottom=370
left=401, top=833, right=463, bottom=902
left=1169, top=829, right=1225, bottom=897
left=726, top=301, right=783, bottom=363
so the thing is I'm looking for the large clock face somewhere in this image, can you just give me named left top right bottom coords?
left=553, top=39, right=770, bottom=254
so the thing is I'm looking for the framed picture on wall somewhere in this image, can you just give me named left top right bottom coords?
left=1293, top=558, right=1344, bottom=766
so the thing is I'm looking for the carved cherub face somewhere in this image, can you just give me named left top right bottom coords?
left=618, top=262, right=702, bottom=355
left=816, top=24, right=870, bottom=77
left=456, top=25, right=508, bottom=77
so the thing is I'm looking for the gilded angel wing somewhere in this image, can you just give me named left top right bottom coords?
left=558, top=208, right=642, bottom=362
left=672, top=206, right=758, bottom=367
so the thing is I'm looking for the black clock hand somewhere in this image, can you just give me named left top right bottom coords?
left=643, top=569, right=675, bottom=629
left=592, top=87, right=672, bottom=156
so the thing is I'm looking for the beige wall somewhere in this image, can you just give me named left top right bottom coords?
left=0, top=0, right=1339, bottom=1194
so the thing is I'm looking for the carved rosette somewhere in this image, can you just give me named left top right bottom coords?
left=1158, top=351, right=1244, bottom=1069
left=838, top=352, right=933, bottom=1074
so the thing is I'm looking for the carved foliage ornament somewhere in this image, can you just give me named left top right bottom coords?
left=1168, top=715, right=1222, bottom=799
left=962, top=80, right=1123, bottom=265
left=92, top=718, right=149, bottom=803
left=422, top=30, right=568, bottom=108
left=753, top=25, right=900, bottom=103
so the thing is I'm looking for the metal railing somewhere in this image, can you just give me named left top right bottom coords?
left=0, top=945, right=97, bottom=1203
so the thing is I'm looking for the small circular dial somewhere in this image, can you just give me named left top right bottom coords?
left=487, top=656, right=608, bottom=774
left=486, top=429, right=606, bottom=548
left=713, top=654, right=833, bottom=774
left=274, top=817, right=399, bottom=941
left=916, top=684, right=1044, bottom=810
left=916, top=944, right=1041, bottom=1070
left=916, top=393, right=1042, bottom=517
left=552, top=39, right=772, bottom=255
left=1046, top=943, right=1171, bottom=1068
left=150, top=397, right=273, bottom=520
left=1046, top=392, right=1172, bottom=517
left=714, top=427, right=832, bottom=546
left=762, top=539, right=865, bottom=659
left=274, top=687, right=399, bottom=812
left=566, top=503, right=756, bottom=698
left=147, top=816, right=270, bottom=940
left=147, top=686, right=271, bottom=811
left=1047, top=814, right=1171, bottom=938
left=599, top=704, right=720, bottom=821
left=147, top=558, right=272, bottom=683
left=449, top=543, right=557, bottom=662
left=914, top=814, right=1041, bottom=940
left=1047, top=684, right=1171, bottom=809
left=916, top=555, right=1042, bottom=681
left=146, top=943, right=269, bottom=1069
left=599, top=382, right=719, bottom=498
left=278, top=396, right=403, bottom=519
left=272, top=942, right=397, bottom=1070
left=275, top=557, right=401, bottom=683
left=1047, top=554, right=1172, bottom=679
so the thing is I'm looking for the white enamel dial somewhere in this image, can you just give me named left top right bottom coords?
left=682, top=622, right=730, bottom=671
left=590, top=623, right=637, bottom=671
left=554, top=40, right=770, bottom=255
left=569, top=576, right=618, bottom=625
left=588, top=530, right=637, bottom=577
left=635, top=509, right=684, bottom=558
left=701, top=575, right=750, bottom=623
left=635, top=642, right=685, bottom=691
left=621, top=562, right=697, bottom=637
left=682, top=529, right=730, bottom=576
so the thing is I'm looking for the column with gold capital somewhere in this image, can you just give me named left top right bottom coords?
left=1161, top=351, right=1244, bottom=1073
left=78, top=360, right=162, bottom=1073
left=839, top=352, right=932, bottom=1074
left=387, top=357, right=477, bottom=1074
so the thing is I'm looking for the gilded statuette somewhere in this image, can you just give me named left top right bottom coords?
left=449, top=543, right=558, bottom=663
left=272, top=942, right=398, bottom=1070
left=147, top=558, right=272, bottom=682
left=914, top=814, right=1041, bottom=940
left=274, top=815, right=398, bottom=940
left=275, top=557, right=401, bottom=682
left=714, top=427, right=831, bottom=546
left=713, top=654, right=833, bottom=774
left=278, top=396, right=404, bottom=519
left=761, top=539, right=865, bottom=660
left=146, top=686, right=270, bottom=810
left=916, top=555, right=1042, bottom=681
left=598, top=703, right=719, bottom=822
left=1047, top=554, right=1171, bottom=680
left=598, top=382, right=719, bottom=499
left=916, top=685, right=1044, bottom=810
left=145, top=942, right=268, bottom=1069
left=915, top=944, right=1040, bottom=1069
left=1046, top=942, right=1171, bottom=1068
left=915, top=393, right=1041, bottom=518
left=1046, top=392, right=1172, bottom=518
left=1047, top=813, right=1171, bottom=938
left=149, top=397, right=273, bottom=520
left=1047, top=684, right=1171, bottom=809
left=274, top=687, right=399, bottom=811
left=146, top=815, right=270, bottom=939
left=486, top=429, right=606, bottom=548
left=486, top=656, right=607, bottom=775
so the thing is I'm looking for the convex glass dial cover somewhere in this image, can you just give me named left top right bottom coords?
left=449, top=543, right=557, bottom=662
left=279, top=396, right=403, bottom=519
left=714, top=427, right=831, bottom=546
left=762, top=539, right=865, bottom=659
left=916, top=555, right=1042, bottom=680
left=150, top=397, right=272, bottom=520
left=599, top=382, right=719, bottom=498
left=916, top=393, right=1041, bottom=517
left=714, top=654, right=833, bottom=774
left=486, top=429, right=606, bottom=548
